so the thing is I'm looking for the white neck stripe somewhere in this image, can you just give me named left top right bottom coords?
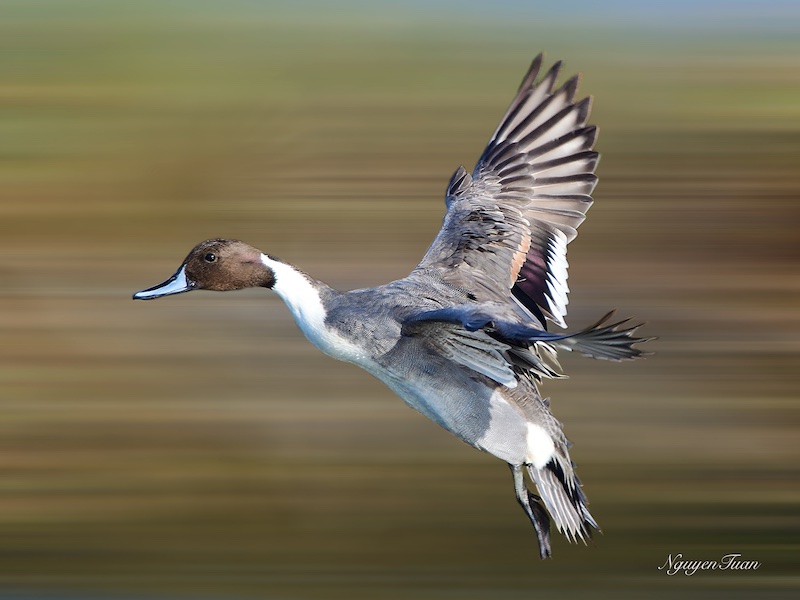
left=260, top=255, right=367, bottom=365
left=260, top=255, right=327, bottom=331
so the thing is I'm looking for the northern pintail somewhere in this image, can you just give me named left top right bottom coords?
left=134, top=54, right=651, bottom=559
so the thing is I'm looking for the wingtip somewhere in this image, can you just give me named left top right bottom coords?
left=515, top=53, right=544, bottom=95
left=583, top=124, right=599, bottom=149
left=524, top=55, right=562, bottom=94
left=543, top=60, right=563, bottom=92
left=575, top=95, right=593, bottom=126
left=560, top=73, right=581, bottom=103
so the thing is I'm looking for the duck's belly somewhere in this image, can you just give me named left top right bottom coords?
left=368, top=358, right=532, bottom=466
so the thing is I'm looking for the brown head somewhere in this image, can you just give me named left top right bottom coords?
left=133, top=239, right=274, bottom=300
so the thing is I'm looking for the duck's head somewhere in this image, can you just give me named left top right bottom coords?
left=133, top=239, right=274, bottom=300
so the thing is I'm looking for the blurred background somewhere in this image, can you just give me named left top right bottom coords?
left=1, top=1, right=798, bottom=598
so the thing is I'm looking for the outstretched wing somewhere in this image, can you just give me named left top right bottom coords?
left=414, top=54, right=598, bottom=328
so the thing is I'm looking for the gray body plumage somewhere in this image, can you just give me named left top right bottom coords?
left=307, top=263, right=613, bottom=553
left=323, top=277, right=536, bottom=463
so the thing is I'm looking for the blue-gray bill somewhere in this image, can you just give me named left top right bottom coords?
left=133, top=266, right=194, bottom=300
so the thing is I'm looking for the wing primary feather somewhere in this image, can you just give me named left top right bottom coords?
left=502, top=74, right=582, bottom=145
left=498, top=150, right=598, bottom=179
left=516, top=97, right=593, bottom=154
left=516, top=53, right=544, bottom=93
left=492, top=125, right=597, bottom=173
left=490, top=58, right=562, bottom=145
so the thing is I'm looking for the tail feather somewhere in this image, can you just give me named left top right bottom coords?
left=555, top=310, right=654, bottom=361
left=528, top=459, right=598, bottom=543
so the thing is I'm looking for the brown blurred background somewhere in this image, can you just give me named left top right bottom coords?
left=1, top=1, right=798, bottom=599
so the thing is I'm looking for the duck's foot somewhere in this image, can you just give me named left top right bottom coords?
left=509, top=463, right=552, bottom=559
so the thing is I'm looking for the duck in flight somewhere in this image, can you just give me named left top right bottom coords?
left=134, top=54, right=651, bottom=559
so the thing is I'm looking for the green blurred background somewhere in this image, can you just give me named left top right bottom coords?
left=1, top=1, right=798, bottom=598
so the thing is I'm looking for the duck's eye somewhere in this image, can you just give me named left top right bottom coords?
left=204, top=252, right=217, bottom=263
